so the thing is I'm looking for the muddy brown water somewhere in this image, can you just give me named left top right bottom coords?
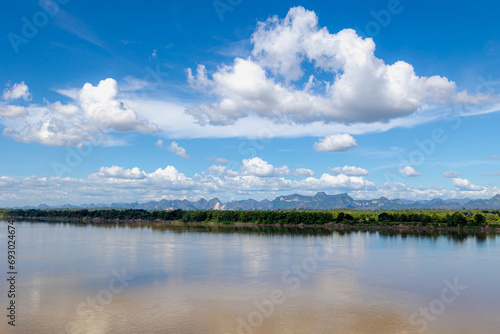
left=1, top=221, right=499, bottom=333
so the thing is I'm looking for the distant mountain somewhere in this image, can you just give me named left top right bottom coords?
left=11, top=193, right=500, bottom=211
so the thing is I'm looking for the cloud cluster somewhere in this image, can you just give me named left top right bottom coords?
left=186, top=6, right=476, bottom=126
left=1, top=158, right=498, bottom=207
left=0, top=79, right=159, bottom=146
left=351, top=180, right=498, bottom=201
left=3, top=8, right=498, bottom=145
left=0, top=157, right=379, bottom=206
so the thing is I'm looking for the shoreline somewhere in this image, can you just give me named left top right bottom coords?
left=3, top=216, right=500, bottom=233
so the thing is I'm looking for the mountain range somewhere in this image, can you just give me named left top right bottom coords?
left=16, top=192, right=500, bottom=210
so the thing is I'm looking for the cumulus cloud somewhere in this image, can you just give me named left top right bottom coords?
left=241, top=157, right=290, bottom=177
left=452, top=178, right=485, bottom=191
left=1, top=79, right=159, bottom=147
left=293, top=168, right=315, bottom=178
left=329, top=165, right=368, bottom=176
left=97, top=166, right=146, bottom=179
left=300, top=173, right=375, bottom=191
left=148, top=166, right=192, bottom=183
left=0, top=105, right=28, bottom=118
left=167, top=141, right=190, bottom=159
left=185, top=6, right=480, bottom=126
left=313, top=134, right=357, bottom=152
left=92, top=165, right=195, bottom=188
left=78, top=78, right=158, bottom=133
left=2, top=82, right=31, bottom=101
left=399, top=166, right=421, bottom=177
left=443, top=171, right=460, bottom=178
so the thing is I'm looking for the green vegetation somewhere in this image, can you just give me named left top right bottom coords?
left=2, top=208, right=500, bottom=229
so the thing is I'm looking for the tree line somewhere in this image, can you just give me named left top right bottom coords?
left=1, top=208, right=500, bottom=228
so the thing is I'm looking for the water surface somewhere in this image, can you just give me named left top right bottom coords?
left=1, top=221, right=499, bottom=333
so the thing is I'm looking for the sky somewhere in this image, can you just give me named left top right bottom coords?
left=1, top=0, right=500, bottom=206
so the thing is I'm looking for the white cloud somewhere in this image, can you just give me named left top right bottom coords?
left=187, top=64, right=213, bottom=91
left=84, top=159, right=376, bottom=203
left=47, top=101, right=79, bottom=115
left=443, top=171, right=460, bottom=178
left=119, top=95, right=500, bottom=140
left=185, top=7, right=483, bottom=126
left=399, top=166, right=421, bottom=177
left=148, top=166, right=192, bottom=183
left=205, top=165, right=239, bottom=177
left=1, top=78, right=159, bottom=147
left=2, top=159, right=500, bottom=207
left=293, top=168, right=315, bottom=178
left=350, top=182, right=500, bottom=201
left=206, top=155, right=230, bottom=164
left=0, top=105, right=28, bottom=118
left=155, top=139, right=164, bottom=148
left=313, top=134, right=357, bottom=152
left=120, top=76, right=153, bottom=92
left=241, top=157, right=290, bottom=177
left=2, top=82, right=31, bottom=101
left=78, top=78, right=158, bottom=133
left=300, top=173, right=376, bottom=191
left=2, top=8, right=496, bottom=145
left=329, top=165, right=368, bottom=176
left=452, top=178, right=485, bottom=191
left=55, top=88, right=79, bottom=100
left=97, top=166, right=146, bottom=179
left=167, top=141, right=190, bottom=159
left=92, top=165, right=195, bottom=189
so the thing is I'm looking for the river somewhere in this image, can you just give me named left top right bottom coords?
left=1, top=220, right=499, bottom=333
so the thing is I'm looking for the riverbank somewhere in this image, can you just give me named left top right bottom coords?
left=3, top=215, right=500, bottom=233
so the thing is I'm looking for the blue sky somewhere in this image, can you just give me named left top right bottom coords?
left=1, top=0, right=500, bottom=206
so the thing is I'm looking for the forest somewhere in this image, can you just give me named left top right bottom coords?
left=2, top=208, right=500, bottom=228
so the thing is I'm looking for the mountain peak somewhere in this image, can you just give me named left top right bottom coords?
left=14, top=193, right=500, bottom=211
left=208, top=198, right=221, bottom=203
